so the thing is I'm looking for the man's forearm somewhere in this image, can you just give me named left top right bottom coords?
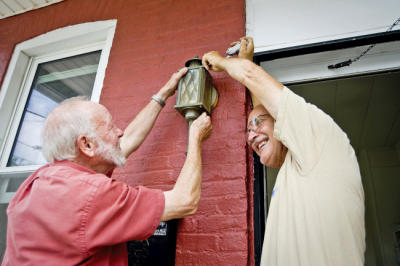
left=161, top=135, right=202, bottom=221
left=120, top=92, right=166, bottom=157
left=160, top=112, right=210, bottom=221
left=174, top=134, right=202, bottom=204
left=120, top=68, right=187, bottom=157
left=221, top=58, right=284, bottom=118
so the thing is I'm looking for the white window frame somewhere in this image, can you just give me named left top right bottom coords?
left=0, top=20, right=117, bottom=203
left=261, top=40, right=400, bottom=84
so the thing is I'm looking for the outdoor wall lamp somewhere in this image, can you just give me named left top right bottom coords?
left=174, top=56, right=218, bottom=127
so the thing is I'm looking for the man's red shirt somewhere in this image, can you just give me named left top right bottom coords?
left=2, top=160, right=165, bottom=265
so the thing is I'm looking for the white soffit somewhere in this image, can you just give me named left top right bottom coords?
left=0, top=0, right=64, bottom=19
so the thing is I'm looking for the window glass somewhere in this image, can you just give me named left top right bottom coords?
left=7, top=51, right=101, bottom=166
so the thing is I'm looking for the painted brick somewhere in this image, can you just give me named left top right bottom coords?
left=178, top=214, right=248, bottom=233
left=196, top=194, right=248, bottom=216
left=202, top=179, right=248, bottom=198
left=176, top=250, right=248, bottom=266
left=176, top=234, right=218, bottom=252
left=216, top=231, right=249, bottom=251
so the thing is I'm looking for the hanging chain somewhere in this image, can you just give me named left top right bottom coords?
left=328, top=16, right=400, bottom=69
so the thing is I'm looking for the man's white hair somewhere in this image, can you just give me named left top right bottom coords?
left=42, top=97, right=96, bottom=163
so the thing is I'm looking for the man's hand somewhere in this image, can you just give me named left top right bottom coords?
left=190, top=113, right=212, bottom=143
left=202, top=51, right=227, bottom=72
left=157, top=68, right=188, bottom=101
left=227, top=36, right=254, bottom=61
left=237, top=36, right=254, bottom=61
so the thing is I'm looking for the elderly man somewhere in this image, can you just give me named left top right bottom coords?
left=2, top=68, right=212, bottom=265
left=202, top=38, right=365, bottom=266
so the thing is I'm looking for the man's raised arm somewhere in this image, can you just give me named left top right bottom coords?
left=202, top=37, right=283, bottom=119
left=161, top=112, right=212, bottom=221
left=120, top=68, right=188, bottom=157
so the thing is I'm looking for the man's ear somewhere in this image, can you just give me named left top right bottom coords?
left=77, top=135, right=96, bottom=158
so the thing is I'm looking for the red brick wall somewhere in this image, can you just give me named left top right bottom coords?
left=0, top=0, right=253, bottom=264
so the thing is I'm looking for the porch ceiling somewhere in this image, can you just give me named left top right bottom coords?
left=0, top=0, right=63, bottom=19
left=291, top=71, right=400, bottom=154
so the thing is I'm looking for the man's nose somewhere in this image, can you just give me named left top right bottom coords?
left=247, top=130, right=257, bottom=144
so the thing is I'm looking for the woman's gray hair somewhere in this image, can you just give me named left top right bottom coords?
left=41, top=97, right=97, bottom=163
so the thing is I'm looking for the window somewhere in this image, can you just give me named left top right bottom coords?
left=7, top=51, right=101, bottom=167
left=0, top=20, right=116, bottom=259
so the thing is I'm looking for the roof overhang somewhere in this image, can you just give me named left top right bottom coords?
left=0, top=0, right=64, bottom=19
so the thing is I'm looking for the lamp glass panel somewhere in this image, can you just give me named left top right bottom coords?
left=179, top=69, right=200, bottom=104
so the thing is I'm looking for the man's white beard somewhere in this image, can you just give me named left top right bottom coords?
left=95, top=137, right=126, bottom=168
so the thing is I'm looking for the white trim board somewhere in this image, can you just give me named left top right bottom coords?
left=262, top=40, right=400, bottom=84
left=0, top=20, right=117, bottom=107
